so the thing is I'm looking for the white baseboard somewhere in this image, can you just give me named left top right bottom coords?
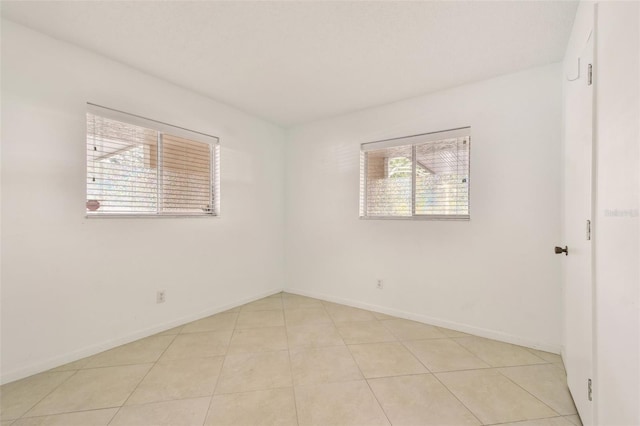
left=1, top=289, right=282, bottom=385
left=3, top=286, right=561, bottom=385
left=284, top=287, right=561, bottom=354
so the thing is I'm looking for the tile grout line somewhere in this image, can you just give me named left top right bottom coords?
left=424, top=366, right=486, bottom=425
left=362, top=376, right=393, bottom=426
left=440, top=337, right=557, bottom=370
left=282, top=293, right=302, bottom=426
left=15, top=398, right=210, bottom=422
left=106, top=332, right=180, bottom=426
left=494, top=367, right=566, bottom=418
left=327, top=298, right=505, bottom=425
left=382, top=316, right=566, bottom=424
left=324, top=300, right=393, bottom=426
left=396, top=338, right=485, bottom=425
left=4, top=294, right=574, bottom=426
left=201, top=384, right=294, bottom=398
left=202, top=306, right=242, bottom=426
left=14, top=368, right=80, bottom=421
left=483, top=414, right=573, bottom=425
left=434, top=366, right=566, bottom=425
left=452, top=337, right=549, bottom=366
left=522, top=346, right=564, bottom=363
left=563, top=414, right=584, bottom=426
left=441, top=335, right=494, bottom=364
left=400, top=334, right=495, bottom=375
left=19, top=410, right=119, bottom=426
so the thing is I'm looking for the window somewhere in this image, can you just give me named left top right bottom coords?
left=86, top=104, right=219, bottom=216
left=359, top=127, right=470, bottom=220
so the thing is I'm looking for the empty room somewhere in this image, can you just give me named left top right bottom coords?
left=0, top=1, right=638, bottom=425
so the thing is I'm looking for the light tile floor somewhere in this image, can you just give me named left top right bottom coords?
left=0, top=293, right=583, bottom=426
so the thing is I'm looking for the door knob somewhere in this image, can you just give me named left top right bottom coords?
left=555, top=246, right=568, bottom=256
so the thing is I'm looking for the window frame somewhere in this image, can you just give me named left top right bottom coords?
left=85, top=103, right=220, bottom=218
left=359, top=127, right=471, bottom=221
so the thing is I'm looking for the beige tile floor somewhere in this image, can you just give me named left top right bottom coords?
left=0, top=293, right=583, bottom=426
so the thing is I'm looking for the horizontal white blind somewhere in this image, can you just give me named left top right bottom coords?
left=360, top=127, right=470, bottom=220
left=415, top=137, right=469, bottom=216
left=87, top=114, right=159, bottom=214
left=364, top=145, right=413, bottom=217
left=86, top=105, right=219, bottom=216
left=161, top=134, right=212, bottom=214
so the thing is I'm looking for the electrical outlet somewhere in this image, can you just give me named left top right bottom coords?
left=156, top=290, right=166, bottom=304
left=376, top=279, right=383, bottom=289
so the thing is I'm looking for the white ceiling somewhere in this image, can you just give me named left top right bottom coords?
left=1, top=1, right=578, bottom=126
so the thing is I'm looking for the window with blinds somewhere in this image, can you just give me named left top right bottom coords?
left=359, top=127, right=470, bottom=220
left=86, top=104, right=219, bottom=216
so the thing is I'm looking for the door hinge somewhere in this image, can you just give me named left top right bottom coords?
left=588, top=378, right=593, bottom=401
left=588, top=64, right=593, bottom=86
left=586, top=220, right=591, bottom=240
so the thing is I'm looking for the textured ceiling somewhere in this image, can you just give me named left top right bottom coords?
left=1, top=1, right=578, bottom=126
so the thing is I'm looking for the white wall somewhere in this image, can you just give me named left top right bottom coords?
left=0, top=20, right=285, bottom=384
left=593, top=2, right=640, bottom=425
left=285, top=64, right=563, bottom=352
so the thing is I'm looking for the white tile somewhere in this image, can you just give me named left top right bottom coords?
left=227, top=326, right=288, bottom=354
left=499, top=364, right=577, bottom=415
left=436, top=369, right=557, bottom=424
left=11, top=408, right=117, bottom=426
left=160, top=330, right=231, bottom=360
left=404, top=339, right=489, bottom=372
left=205, top=388, right=297, bottom=426
left=369, top=374, right=480, bottom=425
left=109, top=397, right=210, bottom=426
left=349, top=342, right=427, bottom=378
left=126, top=356, right=223, bottom=405
left=336, top=321, right=396, bottom=344
left=454, top=337, right=547, bottom=367
left=84, top=335, right=174, bottom=368
left=26, top=365, right=151, bottom=417
left=236, top=310, right=285, bottom=329
left=295, top=380, right=390, bottom=426
left=216, top=351, right=292, bottom=394
left=287, top=323, right=345, bottom=348
left=290, top=346, right=363, bottom=386
left=381, top=319, right=446, bottom=340
left=0, top=371, right=75, bottom=420
left=180, top=312, right=237, bottom=334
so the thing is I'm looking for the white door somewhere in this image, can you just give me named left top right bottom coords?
left=562, top=29, right=594, bottom=425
